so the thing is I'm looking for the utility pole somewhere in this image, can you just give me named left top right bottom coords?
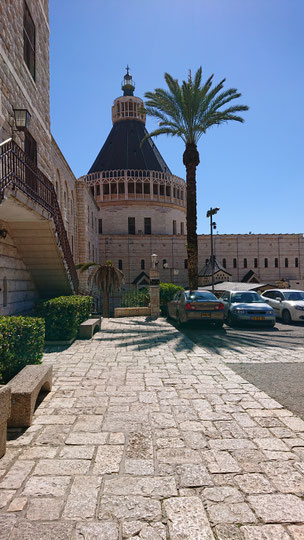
left=206, top=207, right=220, bottom=294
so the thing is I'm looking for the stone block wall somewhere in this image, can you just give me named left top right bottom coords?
left=0, top=0, right=52, bottom=178
left=98, top=202, right=186, bottom=236
left=0, top=222, right=37, bottom=315
left=51, top=137, right=78, bottom=259
left=75, top=181, right=100, bottom=293
left=99, top=233, right=304, bottom=290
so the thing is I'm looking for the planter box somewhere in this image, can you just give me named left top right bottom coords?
left=0, top=386, right=11, bottom=458
left=114, top=307, right=151, bottom=318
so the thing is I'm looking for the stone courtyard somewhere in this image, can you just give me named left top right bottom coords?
left=1, top=317, right=304, bottom=539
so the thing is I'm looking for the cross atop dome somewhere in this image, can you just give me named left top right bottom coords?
left=122, top=65, right=135, bottom=96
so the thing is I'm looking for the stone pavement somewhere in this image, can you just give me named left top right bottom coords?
left=1, top=317, right=304, bottom=539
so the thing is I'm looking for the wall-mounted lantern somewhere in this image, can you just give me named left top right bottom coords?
left=0, top=229, right=8, bottom=239
left=13, top=108, right=31, bottom=131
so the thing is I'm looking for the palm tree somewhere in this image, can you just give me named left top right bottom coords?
left=76, top=260, right=124, bottom=317
left=143, top=67, right=249, bottom=289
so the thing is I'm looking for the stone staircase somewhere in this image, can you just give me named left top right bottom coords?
left=0, top=138, right=78, bottom=298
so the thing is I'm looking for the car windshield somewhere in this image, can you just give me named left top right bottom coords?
left=186, top=291, right=217, bottom=301
left=283, top=291, right=304, bottom=301
left=231, top=292, right=265, bottom=304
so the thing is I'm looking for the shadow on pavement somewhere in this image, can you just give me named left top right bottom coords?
left=171, top=319, right=304, bottom=356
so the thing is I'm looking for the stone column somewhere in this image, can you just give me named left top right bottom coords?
left=0, top=386, right=11, bottom=458
left=150, top=257, right=160, bottom=318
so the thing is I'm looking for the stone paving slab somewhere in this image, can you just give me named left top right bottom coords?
left=1, top=317, right=304, bottom=538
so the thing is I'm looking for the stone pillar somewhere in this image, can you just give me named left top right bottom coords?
left=150, top=266, right=160, bottom=318
left=0, top=386, right=11, bottom=458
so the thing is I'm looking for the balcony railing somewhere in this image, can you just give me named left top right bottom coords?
left=0, top=138, right=78, bottom=293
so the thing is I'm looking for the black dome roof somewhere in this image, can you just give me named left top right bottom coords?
left=88, top=119, right=171, bottom=174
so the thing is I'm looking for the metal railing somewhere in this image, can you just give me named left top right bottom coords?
left=0, top=138, right=78, bottom=292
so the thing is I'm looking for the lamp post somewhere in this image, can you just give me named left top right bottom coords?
left=206, top=207, right=220, bottom=294
left=150, top=253, right=160, bottom=318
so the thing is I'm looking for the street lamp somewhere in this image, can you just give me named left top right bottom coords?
left=13, top=108, right=31, bottom=131
left=206, top=207, right=220, bottom=294
left=151, top=253, right=158, bottom=269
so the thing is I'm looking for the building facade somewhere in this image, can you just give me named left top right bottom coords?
left=81, top=71, right=304, bottom=291
left=1, top=3, right=303, bottom=317
left=0, top=0, right=98, bottom=315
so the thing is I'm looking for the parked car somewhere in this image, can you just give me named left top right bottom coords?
left=167, top=290, right=224, bottom=326
left=219, top=290, right=276, bottom=327
left=261, top=289, right=304, bottom=324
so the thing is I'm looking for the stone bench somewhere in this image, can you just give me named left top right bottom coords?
left=0, top=386, right=11, bottom=458
left=78, top=317, right=101, bottom=339
left=7, top=365, right=53, bottom=428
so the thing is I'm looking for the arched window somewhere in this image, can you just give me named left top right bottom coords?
left=264, top=258, right=268, bottom=268
left=118, top=259, right=123, bottom=270
left=244, top=258, right=247, bottom=268
left=275, top=258, right=278, bottom=268
left=285, top=258, right=288, bottom=268
left=295, top=257, right=299, bottom=268
left=254, top=258, right=258, bottom=268
left=222, top=258, right=226, bottom=269
left=233, top=258, right=237, bottom=268
left=184, top=259, right=188, bottom=269
left=141, top=259, right=145, bottom=270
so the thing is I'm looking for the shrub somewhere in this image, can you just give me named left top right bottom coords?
left=36, top=295, right=92, bottom=341
left=122, top=288, right=150, bottom=307
left=0, top=316, right=45, bottom=384
left=159, top=282, right=184, bottom=315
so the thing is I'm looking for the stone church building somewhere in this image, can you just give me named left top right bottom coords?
left=1, top=1, right=303, bottom=316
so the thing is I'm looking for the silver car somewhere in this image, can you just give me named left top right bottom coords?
left=167, top=290, right=225, bottom=327
left=261, top=289, right=304, bottom=324
left=220, top=290, right=276, bottom=327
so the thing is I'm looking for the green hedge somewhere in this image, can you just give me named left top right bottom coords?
left=36, top=295, right=92, bottom=341
left=0, top=316, right=45, bottom=384
left=159, top=282, right=184, bottom=305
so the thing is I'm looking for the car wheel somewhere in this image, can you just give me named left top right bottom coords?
left=227, top=313, right=234, bottom=327
left=282, top=309, right=292, bottom=324
left=213, top=321, right=223, bottom=328
left=177, top=312, right=185, bottom=326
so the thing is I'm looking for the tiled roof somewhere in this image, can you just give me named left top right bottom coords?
left=88, top=119, right=171, bottom=174
left=199, top=257, right=232, bottom=277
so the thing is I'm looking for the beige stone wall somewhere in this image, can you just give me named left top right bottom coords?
left=99, top=234, right=188, bottom=287
left=0, top=0, right=51, bottom=178
left=0, top=0, right=51, bottom=314
left=210, top=234, right=303, bottom=283
left=99, top=203, right=186, bottom=235
left=51, top=137, right=78, bottom=259
left=0, top=223, right=37, bottom=315
left=75, top=181, right=100, bottom=293
left=99, top=233, right=304, bottom=290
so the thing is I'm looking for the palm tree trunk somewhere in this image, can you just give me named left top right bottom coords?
left=183, top=142, right=200, bottom=290
left=103, top=290, right=110, bottom=318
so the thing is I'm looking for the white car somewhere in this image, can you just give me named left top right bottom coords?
left=261, top=289, right=304, bottom=324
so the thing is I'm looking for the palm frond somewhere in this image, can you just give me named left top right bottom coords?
left=76, top=262, right=97, bottom=273
left=143, top=66, right=248, bottom=146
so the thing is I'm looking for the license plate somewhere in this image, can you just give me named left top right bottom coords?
left=201, top=313, right=211, bottom=318
left=251, top=316, right=265, bottom=320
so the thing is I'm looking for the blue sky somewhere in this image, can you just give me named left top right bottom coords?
left=50, top=0, right=304, bottom=235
